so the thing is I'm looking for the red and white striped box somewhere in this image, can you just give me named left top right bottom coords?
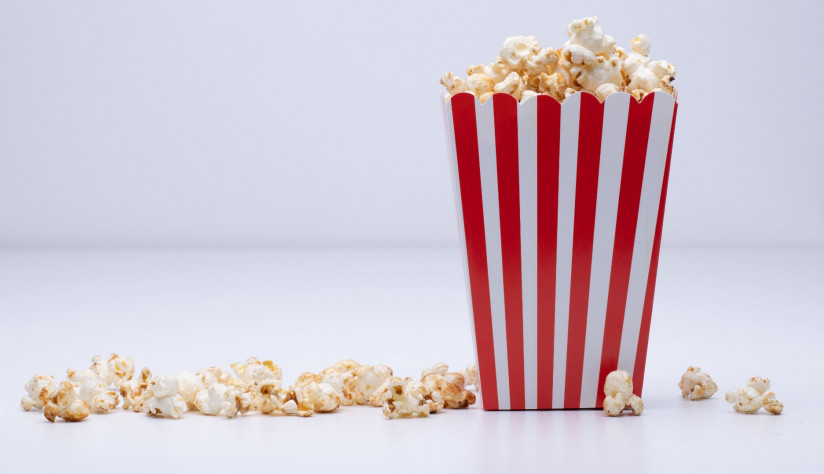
left=442, top=91, right=678, bottom=410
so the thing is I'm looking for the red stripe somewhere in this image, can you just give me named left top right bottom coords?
left=564, top=93, right=604, bottom=408
left=450, top=93, right=499, bottom=410
left=595, top=94, right=655, bottom=408
left=633, top=101, right=678, bottom=396
left=492, top=94, right=525, bottom=410
left=536, top=95, right=561, bottom=409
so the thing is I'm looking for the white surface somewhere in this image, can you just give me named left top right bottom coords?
left=1, top=0, right=823, bottom=247
left=1, top=245, right=821, bottom=472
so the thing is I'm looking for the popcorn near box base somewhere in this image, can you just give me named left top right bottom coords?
left=441, top=16, right=676, bottom=103
left=21, top=355, right=477, bottom=422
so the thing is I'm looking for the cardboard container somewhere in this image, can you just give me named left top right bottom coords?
left=442, top=91, right=678, bottom=410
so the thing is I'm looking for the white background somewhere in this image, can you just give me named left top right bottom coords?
left=1, top=0, right=822, bottom=247
left=1, top=1, right=823, bottom=473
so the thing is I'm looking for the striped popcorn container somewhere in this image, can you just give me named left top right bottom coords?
left=442, top=91, right=678, bottom=410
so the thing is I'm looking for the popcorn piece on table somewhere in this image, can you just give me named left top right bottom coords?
left=144, top=375, right=187, bottom=419
left=354, top=365, right=393, bottom=405
left=725, top=377, right=783, bottom=415
left=381, top=377, right=430, bottom=419
left=121, top=367, right=153, bottom=412
left=461, top=363, right=479, bottom=392
left=295, top=379, right=341, bottom=414
left=231, top=357, right=282, bottom=388
left=678, top=366, right=718, bottom=400
left=90, top=353, right=135, bottom=387
left=21, top=374, right=57, bottom=411
left=421, top=373, right=476, bottom=409
left=603, top=370, right=643, bottom=416
left=177, top=371, right=205, bottom=410
left=44, top=381, right=90, bottom=422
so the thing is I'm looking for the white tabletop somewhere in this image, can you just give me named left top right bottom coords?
left=1, top=245, right=820, bottom=473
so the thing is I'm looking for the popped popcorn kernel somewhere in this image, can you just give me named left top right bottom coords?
left=121, top=367, right=152, bottom=412
left=44, top=381, right=90, bottom=423
left=144, top=375, right=187, bottom=419
left=678, top=367, right=718, bottom=400
left=381, top=378, right=430, bottom=419
left=21, top=374, right=57, bottom=411
left=603, top=370, right=643, bottom=416
left=725, top=377, right=783, bottom=415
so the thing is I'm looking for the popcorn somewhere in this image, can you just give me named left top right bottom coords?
left=441, top=17, right=677, bottom=103
left=120, top=367, right=153, bottom=412
left=44, top=381, right=90, bottom=422
left=380, top=378, right=430, bottom=419
left=354, top=365, right=392, bottom=405
left=678, top=367, right=718, bottom=400
left=231, top=357, right=282, bottom=388
left=493, top=72, right=525, bottom=101
left=565, top=16, right=616, bottom=58
left=90, top=391, right=120, bottom=414
left=195, top=383, right=231, bottom=416
left=177, top=371, right=204, bottom=410
left=422, top=362, right=449, bottom=378
left=521, top=90, right=540, bottom=103
left=20, top=374, right=57, bottom=411
left=725, top=377, right=783, bottom=415
left=440, top=72, right=466, bottom=97
left=602, top=370, right=643, bottom=416
left=461, top=363, right=479, bottom=392
left=444, top=372, right=466, bottom=389
left=90, top=354, right=135, bottom=388
left=421, top=373, right=476, bottom=409
left=254, top=379, right=304, bottom=415
left=143, top=375, right=187, bottom=419
left=467, top=62, right=508, bottom=84
left=499, top=36, right=541, bottom=71
left=295, top=381, right=341, bottom=414
left=466, top=73, right=495, bottom=98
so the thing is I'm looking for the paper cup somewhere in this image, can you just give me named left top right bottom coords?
left=442, top=91, right=678, bottom=410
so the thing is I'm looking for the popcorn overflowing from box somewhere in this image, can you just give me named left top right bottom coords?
left=440, top=16, right=676, bottom=103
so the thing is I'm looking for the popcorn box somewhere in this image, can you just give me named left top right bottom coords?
left=442, top=91, right=677, bottom=410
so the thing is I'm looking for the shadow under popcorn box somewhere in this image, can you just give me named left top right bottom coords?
left=442, top=91, right=678, bottom=410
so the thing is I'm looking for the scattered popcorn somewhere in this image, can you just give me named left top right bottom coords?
left=679, top=367, right=718, bottom=400
left=603, top=369, right=643, bottom=416
left=381, top=378, right=430, bottom=419
left=44, top=381, right=90, bottom=422
left=725, top=377, right=783, bottom=415
left=144, top=375, right=187, bottom=419
left=20, top=374, right=57, bottom=411
left=22, top=357, right=482, bottom=422
left=441, top=16, right=677, bottom=103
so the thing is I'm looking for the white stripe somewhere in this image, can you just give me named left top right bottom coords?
left=476, top=98, right=510, bottom=409
left=579, top=93, right=631, bottom=408
left=617, top=93, right=675, bottom=372
left=517, top=98, right=538, bottom=409
left=553, top=93, right=581, bottom=408
left=442, top=95, right=482, bottom=392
